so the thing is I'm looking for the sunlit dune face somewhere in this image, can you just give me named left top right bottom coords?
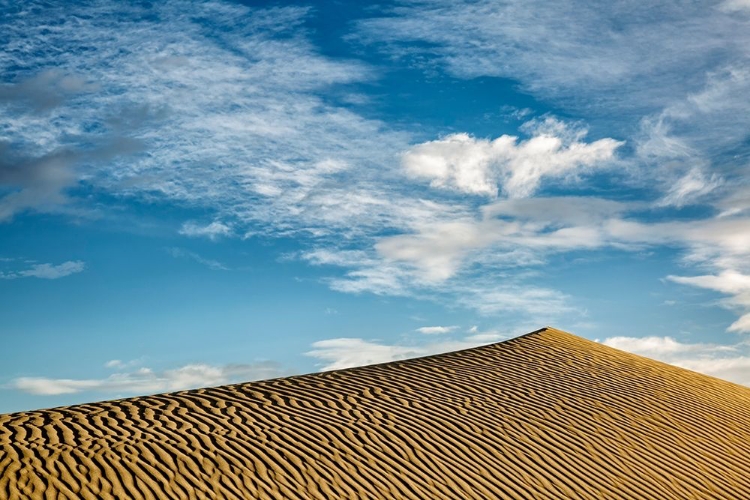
left=2, top=328, right=749, bottom=499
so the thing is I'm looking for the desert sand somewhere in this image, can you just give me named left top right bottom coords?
left=1, top=327, right=749, bottom=499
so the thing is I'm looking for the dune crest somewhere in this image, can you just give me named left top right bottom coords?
left=2, top=327, right=749, bottom=499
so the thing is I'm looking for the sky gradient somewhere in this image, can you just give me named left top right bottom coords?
left=2, top=0, right=750, bottom=413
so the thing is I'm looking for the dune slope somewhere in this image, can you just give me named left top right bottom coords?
left=1, top=327, right=749, bottom=499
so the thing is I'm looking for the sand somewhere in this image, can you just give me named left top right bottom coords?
left=1, top=327, right=749, bottom=499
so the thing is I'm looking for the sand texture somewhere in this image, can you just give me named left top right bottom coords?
left=1, top=327, right=749, bottom=499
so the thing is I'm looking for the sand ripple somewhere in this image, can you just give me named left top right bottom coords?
left=2, top=327, right=749, bottom=499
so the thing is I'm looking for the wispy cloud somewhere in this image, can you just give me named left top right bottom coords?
left=8, top=361, right=284, bottom=396
left=179, top=221, right=233, bottom=240
left=3, top=0, right=750, bottom=336
left=306, top=330, right=749, bottom=385
left=306, top=324, right=520, bottom=371
left=104, top=358, right=143, bottom=370
left=357, top=0, right=750, bottom=114
left=0, top=260, right=85, bottom=280
left=0, top=1, right=408, bottom=227
left=667, top=271, right=750, bottom=333
left=416, top=325, right=457, bottom=335
left=720, top=0, right=750, bottom=12
left=167, top=247, right=227, bottom=271
left=306, top=336, right=498, bottom=371
left=603, top=335, right=750, bottom=386
left=358, top=0, right=750, bottom=201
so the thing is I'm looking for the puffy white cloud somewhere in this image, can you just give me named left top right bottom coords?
left=603, top=335, right=750, bottom=386
left=403, top=121, right=622, bottom=198
left=3, top=0, right=748, bottom=340
left=359, top=0, right=750, bottom=206
left=0, top=260, right=85, bottom=280
left=8, top=361, right=284, bottom=396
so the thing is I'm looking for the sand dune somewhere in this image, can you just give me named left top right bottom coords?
left=1, top=327, right=749, bottom=499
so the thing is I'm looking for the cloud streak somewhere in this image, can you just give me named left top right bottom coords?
left=416, top=326, right=457, bottom=334
left=8, top=361, right=284, bottom=396
left=0, top=1, right=408, bottom=229
left=603, top=335, right=750, bottom=386
left=3, top=0, right=750, bottom=335
left=305, top=334, right=506, bottom=371
left=667, top=271, right=750, bottom=333
left=0, top=260, right=85, bottom=280
left=358, top=0, right=750, bottom=201
left=179, top=221, right=233, bottom=240
left=167, top=247, right=227, bottom=271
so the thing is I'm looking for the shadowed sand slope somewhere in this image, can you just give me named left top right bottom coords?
left=2, top=328, right=750, bottom=499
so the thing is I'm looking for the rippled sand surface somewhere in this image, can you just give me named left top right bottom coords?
left=2, top=327, right=749, bottom=499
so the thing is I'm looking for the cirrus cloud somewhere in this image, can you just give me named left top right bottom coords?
left=603, top=335, right=750, bottom=386
left=8, top=361, right=284, bottom=396
left=0, top=260, right=85, bottom=280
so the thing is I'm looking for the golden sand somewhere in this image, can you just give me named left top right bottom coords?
left=1, top=327, right=749, bottom=499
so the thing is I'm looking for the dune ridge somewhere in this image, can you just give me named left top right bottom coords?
left=1, top=327, right=749, bottom=499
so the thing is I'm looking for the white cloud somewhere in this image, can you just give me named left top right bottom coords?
left=167, top=247, right=227, bottom=271
left=603, top=336, right=735, bottom=356
left=657, top=168, right=722, bottom=208
left=179, top=221, right=232, bottom=240
left=0, top=260, right=85, bottom=280
left=720, top=0, right=750, bottom=12
left=667, top=270, right=750, bottom=296
left=403, top=120, right=622, bottom=198
left=636, top=68, right=750, bottom=206
left=300, top=189, right=750, bottom=330
left=0, top=1, right=410, bottom=230
left=305, top=336, right=499, bottom=371
left=359, top=0, right=750, bottom=205
left=2, top=0, right=748, bottom=339
left=465, top=331, right=508, bottom=343
left=305, top=338, right=426, bottom=371
left=370, top=196, right=626, bottom=284
left=667, top=271, right=750, bottom=333
left=8, top=361, right=284, bottom=396
left=728, top=314, right=750, bottom=334
left=717, top=185, right=750, bottom=218
left=375, top=219, right=501, bottom=282
left=305, top=332, right=750, bottom=387
left=416, top=325, right=457, bottom=334
left=603, top=335, right=750, bottom=386
left=358, top=1, right=750, bottom=114
left=104, top=358, right=142, bottom=370
left=453, top=282, right=572, bottom=317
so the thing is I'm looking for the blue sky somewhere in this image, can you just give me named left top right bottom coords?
left=1, top=0, right=749, bottom=413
